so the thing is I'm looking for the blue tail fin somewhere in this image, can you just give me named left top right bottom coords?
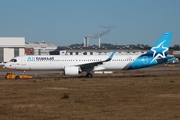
left=125, top=32, right=173, bottom=70
left=144, top=32, right=172, bottom=63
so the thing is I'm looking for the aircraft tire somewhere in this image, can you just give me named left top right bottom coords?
left=86, top=73, right=92, bottom=78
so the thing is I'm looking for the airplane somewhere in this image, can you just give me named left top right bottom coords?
left=4, top=32, right=175, bottom=77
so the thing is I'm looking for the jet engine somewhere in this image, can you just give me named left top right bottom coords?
left=64, top=66, right=80, bottom=76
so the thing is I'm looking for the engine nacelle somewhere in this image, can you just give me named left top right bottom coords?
left=64, top=66, right=80, bottom=76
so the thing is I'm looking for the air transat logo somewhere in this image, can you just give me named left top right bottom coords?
left=27, top=57, right=54, bottom=61
left=150, top=40, right=168, bottom=64
left=27, top=57, right=36, bottom=61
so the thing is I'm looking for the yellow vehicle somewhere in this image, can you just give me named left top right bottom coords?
left=5, top=72, right=32, bottom=79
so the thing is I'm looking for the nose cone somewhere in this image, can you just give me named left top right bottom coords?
left=4, top=63, right=11, bottom=69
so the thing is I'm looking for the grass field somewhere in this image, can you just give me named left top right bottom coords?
left=0, top=69, right=180, bottom=120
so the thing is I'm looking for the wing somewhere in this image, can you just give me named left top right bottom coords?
left=77, top=51, right=115, bottom=71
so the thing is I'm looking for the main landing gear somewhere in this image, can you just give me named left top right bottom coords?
left=86, top=73, right=92, bottom=78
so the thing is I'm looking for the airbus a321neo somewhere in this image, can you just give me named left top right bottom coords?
left=4, top=32, right=175, bottom=77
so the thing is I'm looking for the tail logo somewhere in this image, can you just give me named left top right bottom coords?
left=150, top=40, right=168, bottom=63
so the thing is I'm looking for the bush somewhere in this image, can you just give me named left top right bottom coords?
left=61, top=93, right=69, bottom=99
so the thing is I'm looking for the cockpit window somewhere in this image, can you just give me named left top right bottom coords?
left=10, top=59, right=17, bottom=62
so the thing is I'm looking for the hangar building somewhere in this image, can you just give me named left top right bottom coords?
left=25, top=41, right=57, bottom=55
left=50, top=45, right=149, bottom=56
left=0, top=37, right=25, bottom=63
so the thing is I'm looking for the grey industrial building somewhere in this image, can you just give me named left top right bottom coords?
left=25, top=41, right=57, bottom=55
left=0, top=37, right=25, bottom=63
left=0, top=38, right=57, bottom=63
left=50, top=44, right=150, bottom=56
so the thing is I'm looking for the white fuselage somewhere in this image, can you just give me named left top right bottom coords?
left=4, top=55, right=139, bottom=71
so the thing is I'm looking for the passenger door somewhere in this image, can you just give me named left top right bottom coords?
left=21, top=56, right=26, bottom=65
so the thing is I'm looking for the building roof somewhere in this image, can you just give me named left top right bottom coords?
left=55, top=45, right=149, bottom=51
left=25, top=41, right=57, bottom=48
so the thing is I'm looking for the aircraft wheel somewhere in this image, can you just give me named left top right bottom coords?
left=86, top=73, right=92, bottom=78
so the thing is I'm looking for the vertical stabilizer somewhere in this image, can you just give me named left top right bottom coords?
left=145, top=32, right=172, bottom=58
left=125, top=32, right=173, bottom=70
left=144, top=32, right=172, bottom=64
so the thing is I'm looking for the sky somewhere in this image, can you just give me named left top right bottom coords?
left=0, top=0, right=180, bottom=46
